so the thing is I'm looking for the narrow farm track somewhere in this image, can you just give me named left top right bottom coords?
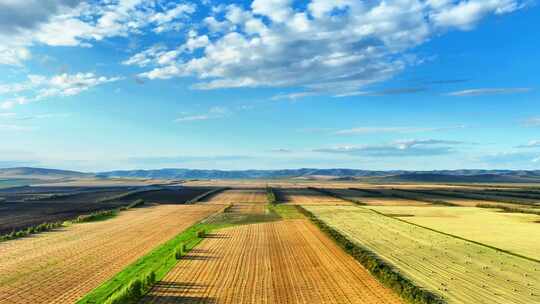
left=0, top=204, right=223, bottom=304
left=140, top=220, right=402, bottom=304
left=200, top=189, right=268, bottom=204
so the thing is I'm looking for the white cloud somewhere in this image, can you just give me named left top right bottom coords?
left=129, top=0, right=525, bottom=93
left=0, top=73, right=121, bottom=109
left=430, top=0, right=523, bottom=30
left=0, top=0, right=198, bottom=66
left=313, top=139, right=467, bottom=157
left=447, top=87, right=532, bottom=96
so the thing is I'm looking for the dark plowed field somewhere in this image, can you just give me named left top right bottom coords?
left=0, top=186, right=214, bottom=234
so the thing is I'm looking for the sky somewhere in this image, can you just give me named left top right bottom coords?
left=0, top=0, right=539, bottom=172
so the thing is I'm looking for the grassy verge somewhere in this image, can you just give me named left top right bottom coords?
left=77, top=221, right=216, bottom=304
left=266, top=186, right=277, bottom=204
left=0, top=199, right=145, bottom=242
left=268, top=204, right=304, bottom=219
left=297, top=205, right=446, bottom=304
left=308, top=187, right=367, bottom=205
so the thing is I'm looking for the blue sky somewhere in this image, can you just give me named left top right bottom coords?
left=0, top=0, right=539, bottom=172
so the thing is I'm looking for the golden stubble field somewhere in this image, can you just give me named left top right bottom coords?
left=140, top=219, right=402, bottom=304
left=305, top=205, right=540, bottom=304
left=199, top=189, right=268, bottom=204
left=368, top=205, right=540, bottom=260
left=0, top=204, right=223, bottom=304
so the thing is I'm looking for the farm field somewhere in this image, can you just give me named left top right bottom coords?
left=393, top=188, right=540, bottom=206
left=140, top=219, right=402, bottom=304
left=329, top=188, right=431, bottom=206
left=275, top=188, right=351, bottom=205
left=304, top=205, right=540, bottom=304
left=0, top=204, right=223, bottom=304
left=200, top=188, right=267, bottom=204
left=369, top=205, right=540, bottom=260
left=0, top=186, right=213, bottom=234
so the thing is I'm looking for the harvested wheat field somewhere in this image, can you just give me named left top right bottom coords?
left=200, top=189, right=268, bottom=204
left=140, top=219, right=402, bottom=304
left=276, top=188, right=351, bottom=205
left=0, top=204, right=223, bottom=304
left=305, top=205, right=540, bottom=304
left=370, top=206, right=540, bottom=260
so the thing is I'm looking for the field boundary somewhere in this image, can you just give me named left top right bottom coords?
left=368, top=207, right=540, bottom=264
left=308, top=187, right=367, bottom=205
left=186, top=187, right=229, bottom=204
left=77, top=205, right=229, bottom=304
left=297, top=205, right=446, bottom=304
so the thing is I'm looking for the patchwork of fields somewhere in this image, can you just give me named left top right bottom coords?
left=2, top=180, right=540, bottom=304
left=304, top=205, right=540, bottom=304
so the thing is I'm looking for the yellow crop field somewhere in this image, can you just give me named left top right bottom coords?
left=304, top=205, right=540, bottom=304
left=368, top=206, right=540, bottom=260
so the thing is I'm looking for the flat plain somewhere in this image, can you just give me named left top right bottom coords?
left=141, top=219, right=402, bottom=304
left=0, top=204, right=223, bottom=304
left=304, top=205, right=540, bottom=304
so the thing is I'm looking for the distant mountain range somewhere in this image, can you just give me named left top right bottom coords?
left=0, top=167, right=92, bottom=180
left=2, top=167, right=540, bottom=183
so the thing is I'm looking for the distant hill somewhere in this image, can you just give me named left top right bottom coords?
left=2, top=167, right=540, bottom=183
left=98, top=168, right=540, bottom=183
left=376, top=172, right=540, bottom=183
left=0, top=167, right=92, bottom=180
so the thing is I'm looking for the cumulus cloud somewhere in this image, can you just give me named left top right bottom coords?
left=0, top=0, right=198, bottom=65
left=126, top=0, right=524, bottom=93
left=447, top=87, right=532, bottom=96
left=313, top=138, right=467, bottom=157
left=0, top=73, right=121, bottom=109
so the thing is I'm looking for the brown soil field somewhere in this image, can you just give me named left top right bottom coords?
left=0, top=187, right=213, bottom=234
left=140, top=219, right=402, bottom=304
left=275, top=188, right=351, bottom=205
left=0, top=204, right=223, bottom=304
left=199, top=189, right=267, bottom=204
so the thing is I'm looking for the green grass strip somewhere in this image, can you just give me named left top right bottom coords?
left=77, top=221, right=218, bottom=304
